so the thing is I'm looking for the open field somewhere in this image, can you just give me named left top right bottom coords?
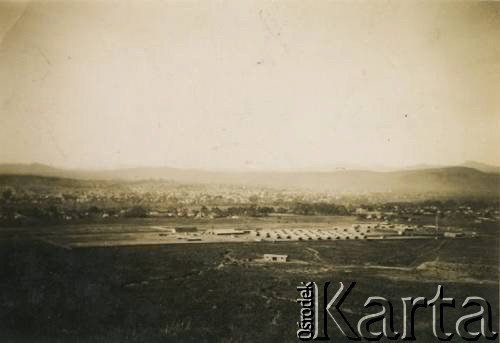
left=0, top=216, right=362, bottom=249
left=0, top=217, right=498, bottom=342
left=0, top=215, right=480, bottom=249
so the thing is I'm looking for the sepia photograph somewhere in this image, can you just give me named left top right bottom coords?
left=0, top=0, right=499, bottom=342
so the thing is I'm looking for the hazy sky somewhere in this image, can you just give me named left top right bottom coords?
left=1, top=0, right=499, bottom=170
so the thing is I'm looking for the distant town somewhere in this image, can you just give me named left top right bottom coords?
left=1, top=174, right=498, bottom=228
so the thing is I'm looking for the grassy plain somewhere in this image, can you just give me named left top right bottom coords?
left=0, top=218, right=498, bottom=342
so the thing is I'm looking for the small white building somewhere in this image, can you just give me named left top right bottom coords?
left=263, top=254, right=288, bottom=262
left=444, top=232, right=465, bottom=238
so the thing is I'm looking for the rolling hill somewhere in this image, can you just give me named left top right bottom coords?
left=0, top=163, right=499, bottom=196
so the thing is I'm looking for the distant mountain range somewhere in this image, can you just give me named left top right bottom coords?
left=0, top=162, right=499, bottom=195
left=459, top=161, right=500, bottom=174
left=300, top=161, right=500, bottom=174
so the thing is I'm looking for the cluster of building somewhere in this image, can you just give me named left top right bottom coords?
left=2, top=179, right=499, bottom=227
left=151, top=222, right=475, bottom=245
left=254, top=227, right=372, bottom=241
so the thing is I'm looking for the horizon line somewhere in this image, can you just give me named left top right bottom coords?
left=0, top=160, right=498, bottom=173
